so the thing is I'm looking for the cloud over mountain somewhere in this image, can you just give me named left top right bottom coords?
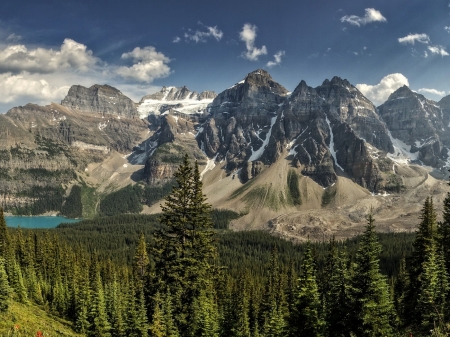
left=356, top=73, right=409, bottom=105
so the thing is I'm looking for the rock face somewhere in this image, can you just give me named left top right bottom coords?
left=137, top=86, right=217, bottom=119
left=378, top=85, right=449, bottom=168
left=196, top=70, right=393, bottom=191
left=61, top=84, right=138, bottom=118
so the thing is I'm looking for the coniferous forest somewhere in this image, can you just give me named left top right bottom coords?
left=2, top=155, right=450, bottom=336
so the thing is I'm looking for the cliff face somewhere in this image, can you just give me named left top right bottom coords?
left=378, top=85, right=449, bottom=168
left=194, top=70, right=393, bottom=191
left=61, top=84, right=139, bottom=118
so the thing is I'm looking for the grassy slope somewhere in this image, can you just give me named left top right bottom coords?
left=0, top=301, right=82, bottom=337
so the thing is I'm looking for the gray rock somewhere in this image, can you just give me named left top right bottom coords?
left=61, top=84, right=138, bottom=118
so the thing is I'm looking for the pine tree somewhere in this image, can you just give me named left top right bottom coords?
left=407, top=197, right=440, bottom=328
left=152, top=154, right=217, bottom=335
left=0, top=207, right=7, bottom=258
left=191, top=280, right=220, bottom=337
left=87, top=262, right=111, bottom=337
left=0, top=256, right=11, bottom=312
left=439, top=180, right=450, bottom=275
left=134, top=233, right=149, bottom=290
left=75, top=257, right=90, bottom=334
left=324, top=247, right=353, bottom=337
left=109, top=275, right=126, bottom=337
left=350, top=212, right=395, bottom=337
left=231, top=274, right=251, bottom=337
left=289, top=242, right=325, bottom=337
left=416, top=238, right=449, bottom=334
left=393, top=256, right=409, bottom=327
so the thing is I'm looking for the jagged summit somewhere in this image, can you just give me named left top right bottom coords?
left=386, top=85, right=418, bottom=101
left=137, top=85, right=217, bottom=119
left=61, top=84, right=138, bottom=118
left=139, top=86, right=216, bottom=103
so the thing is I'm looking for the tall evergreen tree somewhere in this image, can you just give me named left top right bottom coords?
left=324, top=247, right=353, bottom=337
left=0, top=207, right=7, bottom=258
left=289, top=242, right=325, bottom=337
left=134, top=233, right=149, bottom=290
left=407, top=197, right=440, bottom=328
left=152, top=154, right=217, bottom=335
left=88, top=263, right=111, bottom=337
left=0, top=256, right=11, bottom=312
left=350, top=212, right=395, bottom=337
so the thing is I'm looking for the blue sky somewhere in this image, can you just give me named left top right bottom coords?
left=0, top=0, right=450, bottom=112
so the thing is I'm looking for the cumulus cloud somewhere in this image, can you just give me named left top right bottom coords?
left=398, top=33, right=430, bottom=45
left=0, top=38, right=99, bottom=74
left=340, top=8, right=387, bottom=27
left=239, top=23, right=267, bottom=61
left=356, top=73, right=409, bottom=105
left=184, top=24, right=223, bottom=43
left=266, top=50, right=285, bottom=67
left=418, top=88, right=446, bottom=96
left=428, top=45, right=449, bottom=56
left=0, top=72, right=70, bottom=103
left=0, top=38, right=173, bottom=109
left=116, top=46, right=171, bottom=82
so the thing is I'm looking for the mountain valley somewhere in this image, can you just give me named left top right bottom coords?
left=1, top=69, right=450, bottom=241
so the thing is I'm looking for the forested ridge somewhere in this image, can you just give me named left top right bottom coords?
left=1, top=156, right=450, bottom=336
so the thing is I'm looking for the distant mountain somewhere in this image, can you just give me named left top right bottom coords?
left=137, top=86, right=217, bottom=119
left=61, top=84, right=139, bottom=118
left=2, top=69, right=450, bottom=240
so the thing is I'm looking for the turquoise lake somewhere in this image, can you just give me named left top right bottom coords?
left=5, top=216, right=81, bottom=228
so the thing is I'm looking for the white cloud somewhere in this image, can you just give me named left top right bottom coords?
left=6, top=33, right=22, bottom=42
left=239, top=23, right=267, bottom=61
left=0, top=38, right=99, bottom=74
left=398, top=33, right=430, bottom=45
left=0, top=72, right=70, bottom=103
left=172, top=36, right=181, bottom=43
left=266, top=50, right=285, bottom=67
left=418, top=88, right=446, bottom=96
left=340, top=8, right=387, bottom=27
left=428, top=45, right=449, bottom=56
left=0, top=38, right=173, bottom=109
left=423, top=51, right=428, bottom=58
left=445, top=26, right=450, bottom=34
left=184, top=24, right=223, bottom=43
left=356, top=73, right=409, bottom=105
left=116, top=46, right=171, bottom=82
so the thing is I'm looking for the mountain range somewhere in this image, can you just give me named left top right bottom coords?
left=1, top=69, right=449, bottom=240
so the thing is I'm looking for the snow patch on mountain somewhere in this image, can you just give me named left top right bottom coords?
left=325, top=116, right=345, bottom=171
left=248, top=115, right=277, bottom=162
left=387, top=131, right=418, bottom=164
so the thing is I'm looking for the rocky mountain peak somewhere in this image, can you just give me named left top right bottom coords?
left=386, top=85, right=416, bottom=101
left=61, top=84, right=138, bottom=118
left=139, top=86, right=216, bottom=103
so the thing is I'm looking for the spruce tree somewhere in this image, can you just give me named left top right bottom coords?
left=416, top=238, right=449, bottom=334
left=87, top=263, right=111, bottom=337
left=133, top=233, right=149, bottom=290
left=290, top=242, right=325, bottom=337
left=152, top=154, right=216, bottom=335
left=324, top=247, right=353, bottom=337
left=0, top=256, right=11, bottom=312
left=0, top=207, right=7, bottom=258
left=407, top=197, right=440, bottom=328
left=350, top=212, right=395, bottom=337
